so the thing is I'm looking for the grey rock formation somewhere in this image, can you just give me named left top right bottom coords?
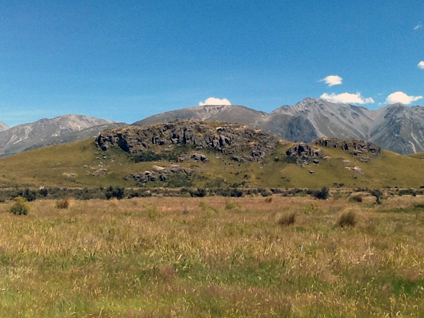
left=314, top=137, right=381, bottom=162
left=286, top=143, right=323, bottom=167
left=96, top=120, right=279, bottom=162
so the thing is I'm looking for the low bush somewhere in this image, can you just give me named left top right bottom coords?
left=10, top=196, right=29, bottom=215
left=38, top=188, right=48, bottom=197
left=105, top=186, right=125, bottom=200
left=313, top=187, right=329, bottom=200
left=370, top=189, right=383, bottom=204
left=189, top=188, right=207, bottom=197
left=18, top=188, right=37, bottom=202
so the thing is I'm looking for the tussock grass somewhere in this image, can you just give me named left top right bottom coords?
left=277, top=211, right=296, bottom=226
left=55, top=197, right=71, bottom=209
left=349, top=193, right=363, bottom=202
left=264, top=196, right=273, bottom=203
left=0, top=195, right=423, bottom=317
left=337, top=210, right=357, bottom=228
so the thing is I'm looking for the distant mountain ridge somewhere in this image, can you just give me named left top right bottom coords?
left=134, top=98, right=424, bottom=154
left=0, top=122, right=9, bottom=132
left=0, top=114, right=124, bottom=157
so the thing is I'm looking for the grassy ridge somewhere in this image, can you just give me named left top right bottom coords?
left=0, top=138, right=424, bottom=189
left=0, top=196, right=423, bottom=317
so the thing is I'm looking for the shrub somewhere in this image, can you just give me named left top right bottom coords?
left=56, top=198, right=71, bottom=209
left=370, top=189, right=383, bottom=204
left=313, top=187, right=329, bottom=200
left=277, top=212, right=296, bottom=227
left=38, top=188, right=48, bottom=197
left=189, top=188, right=206, bottom=197
left=105, top=186, right=125, bottom=200
left=337, top=211, right=356, bottom=228
left=18, top=188, right=37, bottom=202
left=10, top=196, right=29, bottom=215
left=398, top=189, right=416, bottom=197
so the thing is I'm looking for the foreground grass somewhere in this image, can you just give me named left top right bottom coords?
left=0, top=196, right=423, bottom=317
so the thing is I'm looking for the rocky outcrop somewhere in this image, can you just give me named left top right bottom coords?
left=314, top=137, right=381, bottom=162
left=286, top=143, right=323, bottom=167
left=96, top=120, right=279, bottom=162
left=125, top=165, right=194, bottom=183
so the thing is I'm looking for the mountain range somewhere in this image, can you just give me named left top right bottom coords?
left=0, top=115, right=124, bottom=157
left=0, top=98, right=423, bottom=157
left=134, top=98, right=424, bottom=154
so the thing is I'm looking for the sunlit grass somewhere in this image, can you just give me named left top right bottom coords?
left=0, top=195, right=423, bottom=317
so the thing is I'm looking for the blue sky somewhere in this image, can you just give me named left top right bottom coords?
left=0, top=0, right=423, bottom=126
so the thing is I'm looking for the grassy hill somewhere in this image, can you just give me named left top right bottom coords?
left=0, top=132, right=424, bottom=190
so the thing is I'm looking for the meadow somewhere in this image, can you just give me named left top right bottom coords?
left=0, top=194, right=423, bottom=317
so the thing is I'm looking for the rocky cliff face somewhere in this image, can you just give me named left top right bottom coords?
left=133, top=98, right=424, bottom=154
left=96, top=120, right=279, bottom=162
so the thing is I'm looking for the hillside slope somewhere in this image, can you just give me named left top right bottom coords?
left=0, top=120, right=423, bottom=189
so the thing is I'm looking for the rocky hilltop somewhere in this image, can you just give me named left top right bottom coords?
left=134, top=98, right=424, bottom=155
left=96, top=120, right=279, bottom=162
left=314, top=138, right=381, bottom=161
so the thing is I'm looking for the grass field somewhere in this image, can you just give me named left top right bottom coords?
left=0, top=195, right=423, bottom=317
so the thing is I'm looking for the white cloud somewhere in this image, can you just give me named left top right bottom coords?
left=418, top=61, right=424, bottom=69
left=386, top=91, right=423, bottom=105
left=199, top=97, right=231, bottom=106
left=414, top=23, right=422, bottom=30
left=320, top=92, right=374, bottom=104
left=319, top=75, right=343, bottom=87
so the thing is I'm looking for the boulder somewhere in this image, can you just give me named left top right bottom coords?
left=286, top=142, right=323, bottom=167
left=191, top=153, right=208, bottom=162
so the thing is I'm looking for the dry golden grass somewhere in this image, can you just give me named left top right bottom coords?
left=0, top=195, right=423, bottom=317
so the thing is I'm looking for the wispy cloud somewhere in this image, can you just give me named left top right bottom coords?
left=320, top=92, right=374, bottom=104
left=414, top=23, right=422, bottom=30
left=319, top=75, right=342, bottom=87
left=418, top=61, right=424, bottom=69
left=199, top=97, right=231, bottom=106
left=386, top=91, right=422, bottom=105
